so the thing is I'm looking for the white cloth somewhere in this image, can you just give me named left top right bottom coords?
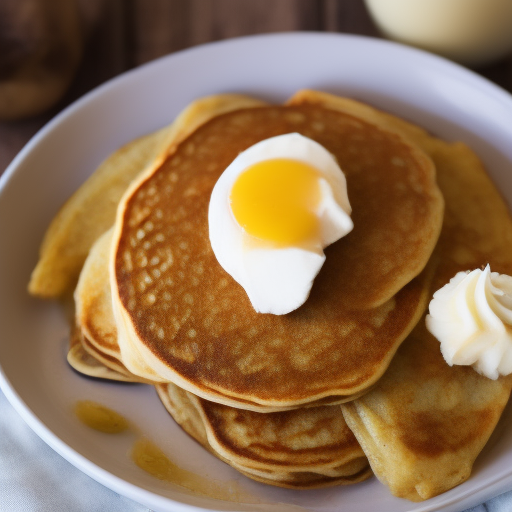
left=0, top=389, right=148, bottom=512
left=1, top=387, right=511, bottom=512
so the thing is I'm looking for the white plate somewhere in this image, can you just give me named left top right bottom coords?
left=1, top=33, right=512, bottom=512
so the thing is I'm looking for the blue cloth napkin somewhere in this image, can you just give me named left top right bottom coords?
left=1, top=387, right=510, bottom=512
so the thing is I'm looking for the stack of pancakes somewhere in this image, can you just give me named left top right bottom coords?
left=29, top=91, right=512, bottom=500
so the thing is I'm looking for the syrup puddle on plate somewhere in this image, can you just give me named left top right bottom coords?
left=74, top=400, right=255, bottom=502
left=74, top=400, right=130, bottom=433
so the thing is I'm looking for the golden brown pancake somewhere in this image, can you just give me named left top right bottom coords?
left=156, top=382, right=372, bottom=489
left=67, top=327, right=140, bottom=382
left=75, top=229, right=120, bottom=360
left=80, top=333, right=152, bottom=383
left=74, top=224, right=375, bottom=407
left=310, top=91, right=512, bottom=501
left=73, top=227, right=157, bottom=383
left=28, top=94, right=269, bottom=298
left=72, top=270, right=373, bottom=491
left=29, top=128, right=171, bottom=299
left=67, top=329, right=372, bottom=489
left=110, top=101, right=443, bottom=410
left=38, top=90, right=512, bottom=500
left=343, top=322, right=512, bottom=501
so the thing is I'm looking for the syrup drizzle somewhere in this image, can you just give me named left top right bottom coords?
left=74, top=400, right=254, bottom=502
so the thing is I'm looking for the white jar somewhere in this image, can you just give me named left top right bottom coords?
left=365, top=0, right=512, bottom=66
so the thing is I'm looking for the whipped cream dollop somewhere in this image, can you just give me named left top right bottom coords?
left=208, top=133, right=353, bottom=315
left=426, top=265, right=512, bottom=379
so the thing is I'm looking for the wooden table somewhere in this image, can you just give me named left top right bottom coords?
left=2, top=0, right=512, bottom=175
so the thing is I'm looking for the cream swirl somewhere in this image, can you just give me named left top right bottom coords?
left=426, top=265, right=512, bottom=379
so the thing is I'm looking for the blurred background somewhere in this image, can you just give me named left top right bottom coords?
left=1, top=0, right=512, bottom=175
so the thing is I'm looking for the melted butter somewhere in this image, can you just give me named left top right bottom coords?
left=74, top=400, right=130, bottom=434
left=230, top=158, right=321, bottom=246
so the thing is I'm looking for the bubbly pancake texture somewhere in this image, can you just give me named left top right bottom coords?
left=44, top=90, right=512, bottom=500
left=74, top=228, right=163, bottom=383
left=71, top=268, right=372, bottom=489
left=70, top=286, right=372, bottom=491
left=111, top=103, right=443, bottom=409
left=290, top=90, right=512, bottom=500
left=28, top=129, right=170, bottom=299
left=75, top=223, right=373, bottom=408
left=28, top=94, right=268, bottom=298
left=156, top=382, right=372, bottom=489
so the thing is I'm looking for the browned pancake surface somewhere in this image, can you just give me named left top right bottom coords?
left=336, top=105, right=512, bottom=501
left=156, top=383, right=372, bottom=489
left=75, top=229, right=120, bottom=358
left=114, top=105, right=442, bottom=405
left=67, top=327, right=139, bottom=382
left=197, top=397, right=365, bottom=469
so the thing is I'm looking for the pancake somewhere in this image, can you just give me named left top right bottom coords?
left=72, top=257, right=372, bottom=491
left=156, top=382, right=372, bottom=489
left=74, top=223, right=375, bottom=407
left=38, top=89, right=512, bottom=500
left=67, top=326, right=372, bottom=489
left=75, top=228, right=121, bottom=360
left=310, top=92, right=512, bottom=500
left=28, top=94, right=268, bottom=298
left=75, top=228, right=181, bottom=383
left=28, top=128, right=170, bottom=299
left=111, top=100, right=443, bottom=410
left=80, top=332, right=153, bottom=383
left=67, top=327, right=139, bottom=382
left=73, top=227, right=159, bottom=383
left=343, top=322, right=512, bottom=501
